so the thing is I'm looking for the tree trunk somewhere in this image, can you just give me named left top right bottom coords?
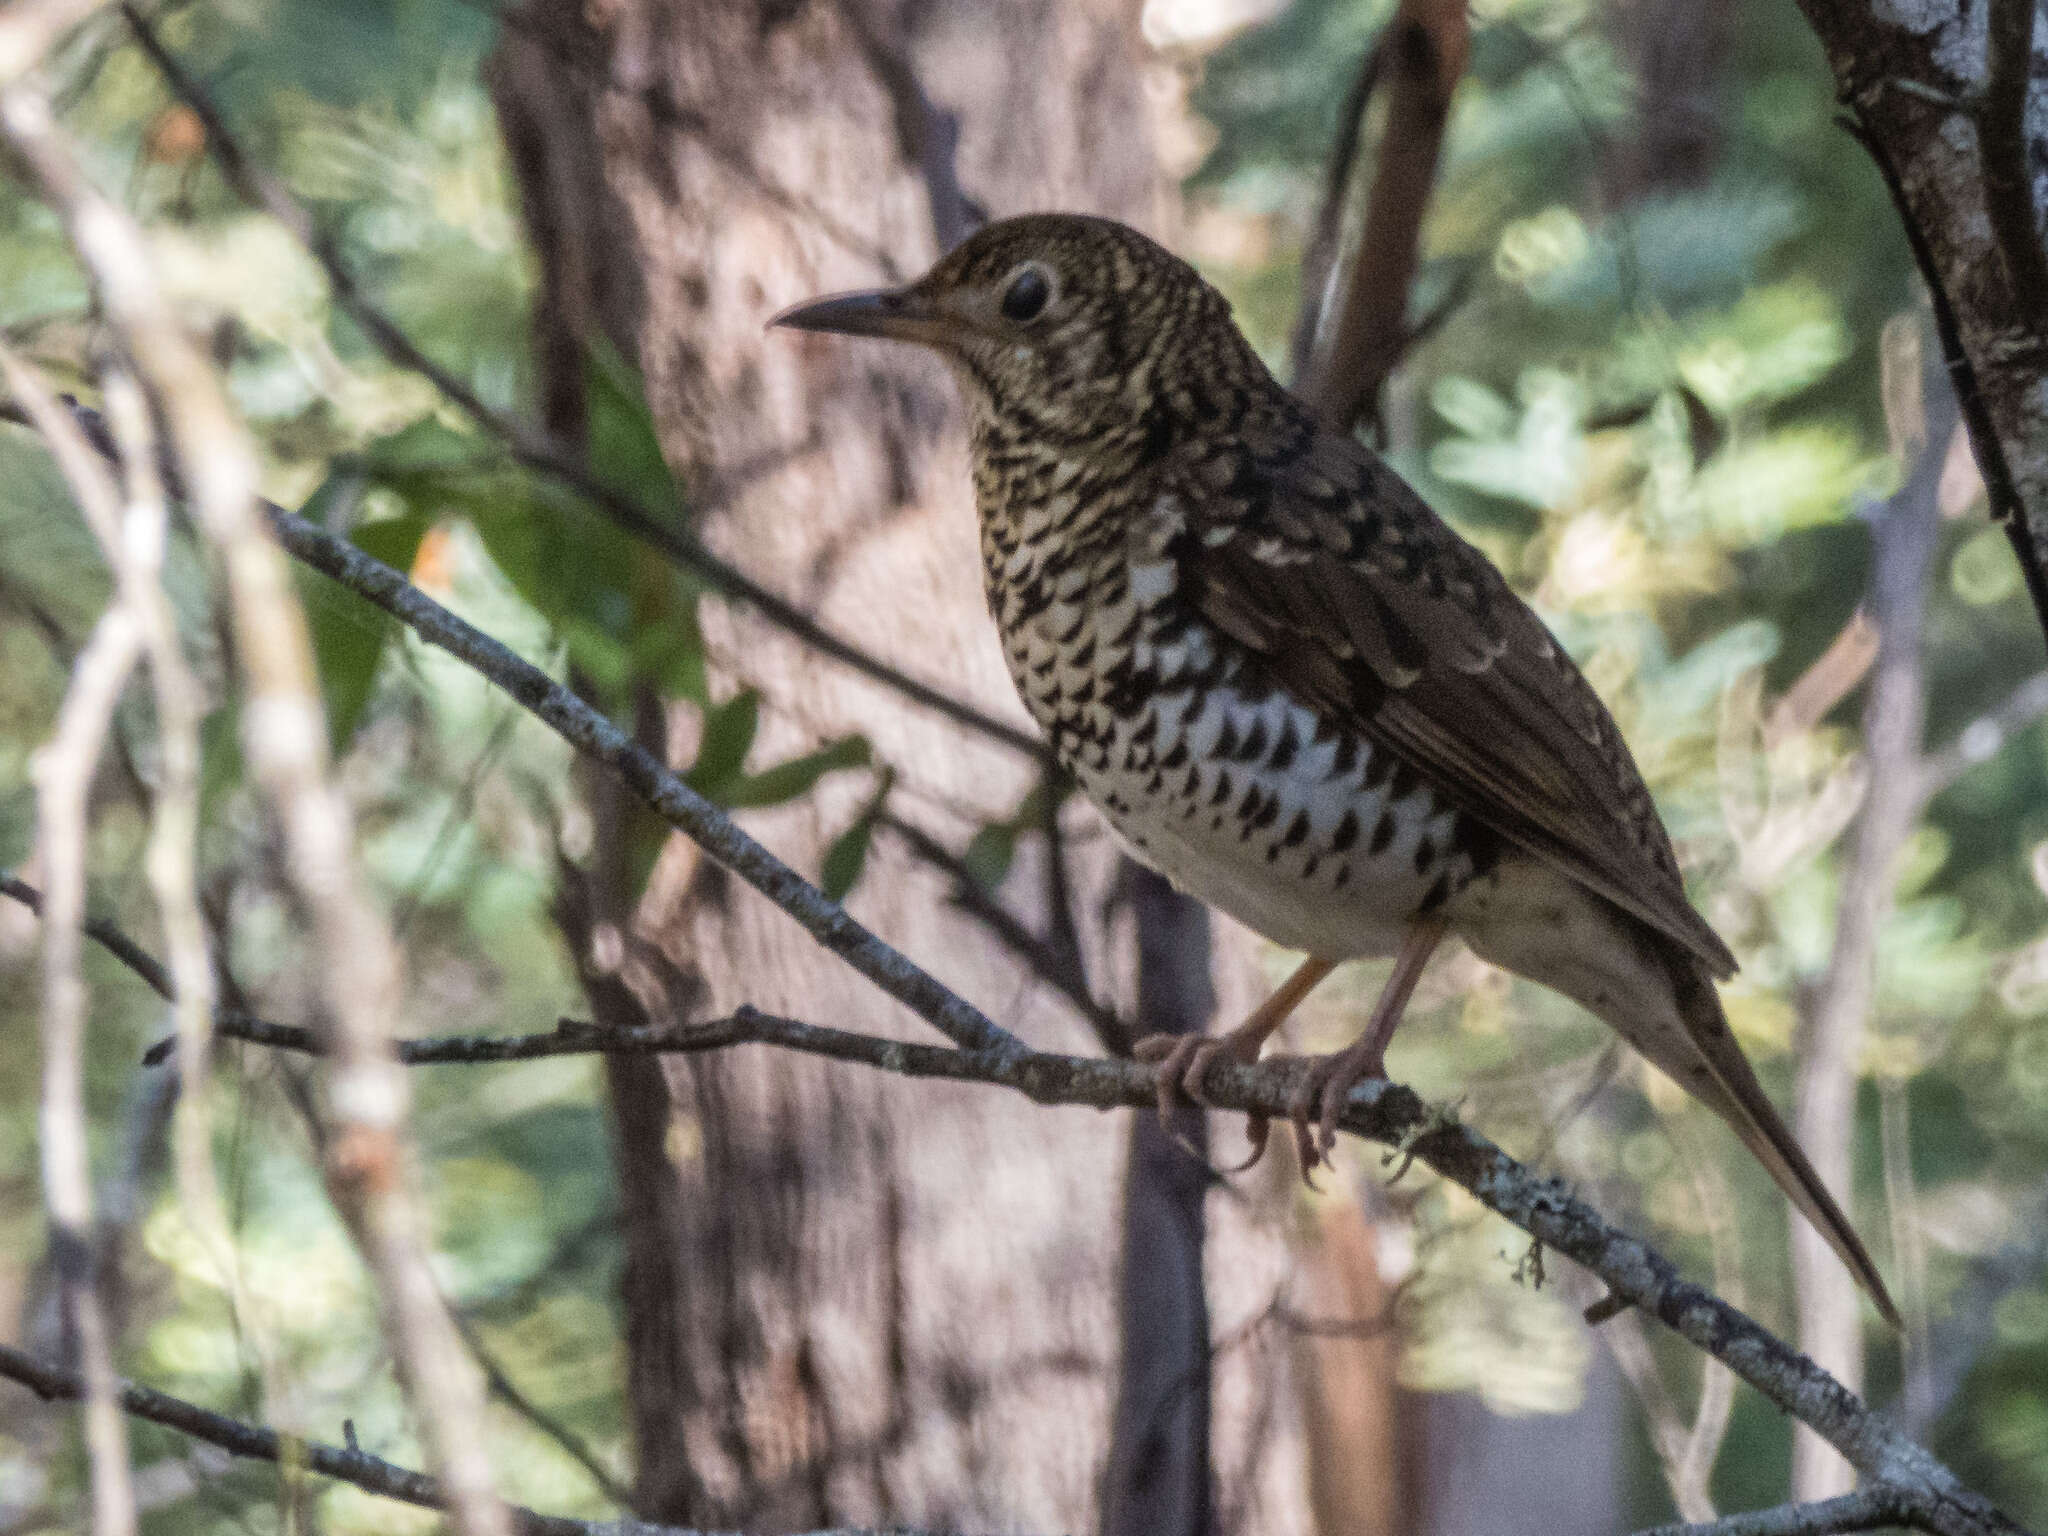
left=490, top=3, right=1291, bottom=1529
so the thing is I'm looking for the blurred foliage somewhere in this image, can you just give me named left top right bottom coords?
left=0, top=0, right=2044, bottom=1529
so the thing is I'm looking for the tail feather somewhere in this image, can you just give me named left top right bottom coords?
left=1660, top=959, right=1902, bottom=1330
left=1450, top=857, right=1899, bottom=1327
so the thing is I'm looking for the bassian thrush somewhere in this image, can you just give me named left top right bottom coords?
left=774, top=213, right=1898, bottom=1327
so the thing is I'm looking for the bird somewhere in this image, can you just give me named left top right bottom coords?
left=772, top=212, right=1899, bottom=1327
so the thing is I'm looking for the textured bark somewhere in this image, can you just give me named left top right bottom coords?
left=1791, top=0, right=2048, bottom=648
left=490, top=3, right=1286, bottom=1530
left=1101, top=866, right=1213, bottom=1536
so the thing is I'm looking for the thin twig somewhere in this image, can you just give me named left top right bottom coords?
left=0, top=332, right=292, bottom=1448
left=877, top=811, right=1132, bottom=1053
left=0, top=78, right=510, bottom=1536
left=31, top=596, right=142, bottom=1536
left=0, top=1340, right=965, bottom=1536
left=1790, top=317, right=1949, bottom=1500
left=1, top=873, right=172, bottom=998
left=1915, top=671, right=2048, bottom=804
left=269, top=499, right=1023, bottom=1058
left=446, top=1308, right=634, bottom=1509
left=121, top=4, right=1047, bottom=764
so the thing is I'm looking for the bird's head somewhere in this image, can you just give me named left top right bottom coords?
left=772, top=213, right=1277, bottom=468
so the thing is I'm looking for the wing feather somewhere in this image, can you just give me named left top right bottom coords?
left=1162, top=429, right=1736, bottom=979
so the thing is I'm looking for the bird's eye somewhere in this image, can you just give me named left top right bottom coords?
left=1001, top=265, right=1053, bottom=322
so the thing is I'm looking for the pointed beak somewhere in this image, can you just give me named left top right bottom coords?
left=768, top=286, right=949, bottom=346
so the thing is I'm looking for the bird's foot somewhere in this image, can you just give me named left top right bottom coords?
left=1134, top=1029, right=1273, bottom=1171
left=1285, top=1040, right=1390, bottom=1179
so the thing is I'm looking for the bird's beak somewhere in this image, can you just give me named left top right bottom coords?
left=768, top=286, right=949, bottom=347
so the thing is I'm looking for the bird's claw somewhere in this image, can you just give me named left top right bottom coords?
left=1285, top=1046, right=1388, bottom=1184
left=1135, top=1031, right=1274, bottom=1172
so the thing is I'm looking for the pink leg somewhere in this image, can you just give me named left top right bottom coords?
left=1290, top=916, right=1448, bottom=1173
left=1135, top=954, right=1338, bottom=1168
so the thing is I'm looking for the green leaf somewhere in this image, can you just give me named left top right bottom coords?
left=584, top=339, right=683, bottom=517
left=721, top=735, right=870, bottom=810
left=821, top=768, right=894, bottom=901
left=295, top=477, right=430, bottom=751
left=961, top=823, right=1017, bottom=890
left=684, top=690, right=761, bottom=798
left=199, top=698, right=242, bottom=826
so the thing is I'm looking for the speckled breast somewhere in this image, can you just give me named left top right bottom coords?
left=980, top=489, right=1496, bottom=962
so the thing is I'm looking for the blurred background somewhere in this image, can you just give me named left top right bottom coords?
left=1, top=0, right=2045, bottom=1531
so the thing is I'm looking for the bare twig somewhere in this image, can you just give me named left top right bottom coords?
left=120, top=4, right=1047, bottom=764
left=1915, top=671, right=2048, bottom=804
left=0, top=1340, right=968, bottom=1536
left=31, top=594, right=142, bottom=1536
left=839, top=0, right=986, bottom=251
left=16, top=872, right=2042, bottom=1535
left=447, top=1309, right=634, bottom=1509
left=123, top=1002, right=2044, bottom=1536
left=0, top=79, right=509, bottom=1536
left=1633, top=1484, right=1922, bottom=1536
left=0, top=875, right=170, bottom=998
left=1790, top=315, right=1949, bottom=1500
left=1, top=330, right=290, bottom=1451
left=271, top=500, right=1023, bottom=1058
left=877, top=811, right=1132, bottom=1052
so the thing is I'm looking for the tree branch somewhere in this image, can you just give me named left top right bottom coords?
left=1979, top=0, right=2048, bottom=335
left=1633, top=1484, right=1922, bottom=1536
left=7, top=843, right=2040, bottom=1534
left=1293, top=0, right=1469, bottom=433
left=0, top=1340, right=969, bottom=1536
left=138, top=1004, right=2042, bottom=1536
left=119, top=4, right=1049, bottom=764
left=268, top=498, right=1025, bottom=1059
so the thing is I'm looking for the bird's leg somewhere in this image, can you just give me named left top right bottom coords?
left=1136, top=954, right=1337, bottom=1169
left=1290, top=916, right=1448, bottom=1173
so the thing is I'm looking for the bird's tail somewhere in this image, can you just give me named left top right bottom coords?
left=1655, top=956, right=1902, bottom=1330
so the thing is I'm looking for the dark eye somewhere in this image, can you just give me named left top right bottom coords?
left=1001, top=265, right=1052, bottom=322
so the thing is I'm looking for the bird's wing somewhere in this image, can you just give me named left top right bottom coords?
left=1158, top=425, right=1737, bottom=978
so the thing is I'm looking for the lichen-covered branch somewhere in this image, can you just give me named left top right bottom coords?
left=1634, top=1484, right=1923, bottom=1536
